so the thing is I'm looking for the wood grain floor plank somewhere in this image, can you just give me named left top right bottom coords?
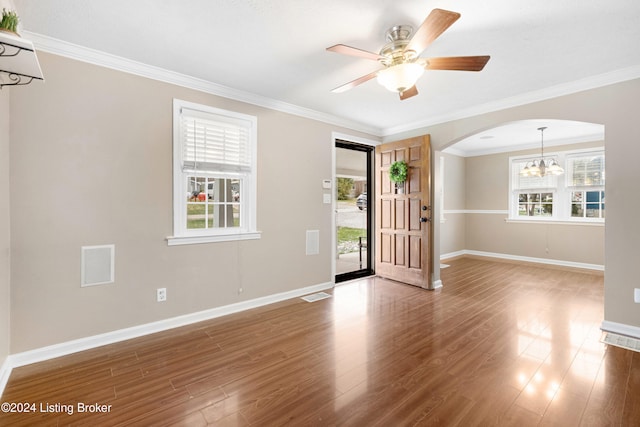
left=2, top=257, right=635, bottom=426
left=622, top=351, right=640, bottom=422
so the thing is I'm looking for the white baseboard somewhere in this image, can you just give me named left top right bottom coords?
left=439, top=250, right=467, bottom=261
left=440, top=249, right=604, bottom=271
left=0, top=356, right=11, bottom=399
left=601, top=321, right=640, bottom=340
left=6, top=281, right=334, bottom=373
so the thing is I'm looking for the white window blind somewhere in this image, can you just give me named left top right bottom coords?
left=567, top=152, right=604, bottom=187
left=180, top=107, right=252, bottom=174
left=513, top=159, right=556, bottom=190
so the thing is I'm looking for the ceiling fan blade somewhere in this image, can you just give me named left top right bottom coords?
left=405, top=9, right=461, bottom=56
left=425, top=55, right=490, bottom=71
left=399, top=86, right=419, bottom=100
left=331, top=70, right=380, bottom=93
left=326, top=44, right=384, bottom=61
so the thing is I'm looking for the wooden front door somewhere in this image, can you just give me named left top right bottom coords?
left=375, top=135, right=432, bottom=288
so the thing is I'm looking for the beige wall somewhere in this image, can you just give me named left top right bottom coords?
left=8, top=53, right=378, bottom=352
left=440, top=143, right=605, bottom=265
left=442, top=152, right=466, bottom=210
left=389, top=78, right=640, bottom=330
left=7, top=51, right=640, bottom=351
left=465, top=142, right=604, bottom=264
left=440, top=152, right=466, bottom=255
left=0, top=90, right=9, bottom=367
left=465, top=214, right=604, bottom=265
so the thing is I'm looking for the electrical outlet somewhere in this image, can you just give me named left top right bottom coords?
left=157, top=288, right=167, bottom=302
left=634, top=288, right=640, bottom=303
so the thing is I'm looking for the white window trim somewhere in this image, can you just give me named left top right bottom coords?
left=440, top=156, right=445, bottom=223
left=508, top=147, right=604, bottom=224
left=505, top=218, right=604, bottom=226
left=167, top=99, right=260, bottom=245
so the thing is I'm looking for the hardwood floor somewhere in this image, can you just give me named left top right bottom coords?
left=1, top=257, right=638, bottom=426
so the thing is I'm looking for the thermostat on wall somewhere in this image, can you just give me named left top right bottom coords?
left=322, top=179, right=332, bottom=189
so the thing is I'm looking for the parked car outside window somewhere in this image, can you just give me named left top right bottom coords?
left=356, top=192, right=367, bottom=210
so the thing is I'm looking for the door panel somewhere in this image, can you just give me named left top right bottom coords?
left=381, top=199, right=392, bottom=228
left=409, top=199, right=421, bottom=230
left=381, top=234, right=392, bottom=263
left=409, top=235, right=422, bottom=269
left=408, top=167, right=421, bottom=193
left=395, top=235, right=405, bottom=266
left=375, top=135, right=431, bottom=288
left=395, top=199, right=405, bottom=229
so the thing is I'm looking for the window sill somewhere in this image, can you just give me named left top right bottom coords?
left=505, top=218, right=604, bottom=226
left=167, top=231, right=262, bottom=246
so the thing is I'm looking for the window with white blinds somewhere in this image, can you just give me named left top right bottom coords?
left=567, top=152, right=605, bottom=187
left=513, top=158, right=557, bottom=190
left=169, top=99, right=259, bottom=245
left=567, top=151, right=605, bottom=219
left=180, top=108, right=253, bottom=174
left=509, top=148, right=605, bottom=222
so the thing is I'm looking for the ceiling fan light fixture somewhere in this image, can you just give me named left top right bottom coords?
left=376, top=62, right=424, bottom=93
left=327, top=9, right=488, bottom=99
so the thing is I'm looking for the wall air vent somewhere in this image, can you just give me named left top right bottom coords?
left=81, top=244, right=115, bottom=287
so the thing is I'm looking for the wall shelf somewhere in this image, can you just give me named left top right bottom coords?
left=0, top=30, right=44, bottom=88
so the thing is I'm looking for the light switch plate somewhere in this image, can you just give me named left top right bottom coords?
left=323, top=193, right=331, bottom=204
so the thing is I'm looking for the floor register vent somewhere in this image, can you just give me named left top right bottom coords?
left=301, top=292, right=331, bottom=303
left=602, top=332, right=640, bottom=353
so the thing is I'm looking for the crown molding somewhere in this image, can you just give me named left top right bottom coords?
left=24, top=31, right=640, bottom=139
left=383, top=64, right=640, bottom=137
left=24, top=31, right=383, bottom=137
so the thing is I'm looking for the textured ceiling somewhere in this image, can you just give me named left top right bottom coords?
left=11, top=0, right=640, bottom=143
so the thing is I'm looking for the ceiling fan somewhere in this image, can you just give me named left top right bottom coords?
left=326, top=8, right=490, bottom=100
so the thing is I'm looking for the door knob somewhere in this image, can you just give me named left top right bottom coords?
left=420, top=205, right=431, bottom=223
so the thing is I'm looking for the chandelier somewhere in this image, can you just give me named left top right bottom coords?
left=520, top=127, right=564, bottom=177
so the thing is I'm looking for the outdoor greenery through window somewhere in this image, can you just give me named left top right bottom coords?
left=186, top=177, right=240, bottom=229
left=571, top=191, right=604, bottom=219
left=518, top=192, right=553, bottom=217
left=170, top=99, right=258, bottom=245
left=336, top=177, right=366, bottom=255
left=510, top=148, right=604, bottom=222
